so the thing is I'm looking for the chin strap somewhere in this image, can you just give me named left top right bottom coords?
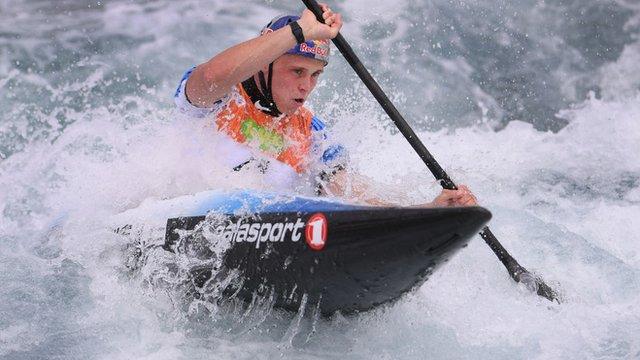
left=241, top=63, right=282, bottom=117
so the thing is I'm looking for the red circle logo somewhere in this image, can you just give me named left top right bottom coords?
left=305, top=213, right=328, bottom=251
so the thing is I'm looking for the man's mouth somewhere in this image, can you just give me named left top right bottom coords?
left=294, top=98, right=304, bottom=104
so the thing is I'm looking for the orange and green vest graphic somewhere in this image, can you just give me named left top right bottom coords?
left=215, top=85, right=313, bottom=173
left=240, top=118, right=285, bottom=154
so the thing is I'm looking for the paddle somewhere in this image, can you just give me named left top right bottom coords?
left=301, top=0, right=559, bottom=303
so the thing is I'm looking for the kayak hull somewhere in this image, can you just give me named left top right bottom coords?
left=164, top=204, right=491, bottom=315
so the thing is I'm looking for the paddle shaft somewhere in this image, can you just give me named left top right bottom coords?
left=301, top=0, right=557, bottom=302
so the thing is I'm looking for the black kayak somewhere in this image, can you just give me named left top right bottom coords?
left=127, top=190, right=492, bottom=315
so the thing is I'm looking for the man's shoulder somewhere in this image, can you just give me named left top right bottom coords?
left=174, top=67, right=239, bottom=118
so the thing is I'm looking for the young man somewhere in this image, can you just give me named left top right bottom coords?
left=174, top=5, right=477, bottom=207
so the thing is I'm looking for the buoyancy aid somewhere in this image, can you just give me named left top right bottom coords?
left=214, top=84, right=314, bottom=174
left=174, top=67, right=347, bottom=190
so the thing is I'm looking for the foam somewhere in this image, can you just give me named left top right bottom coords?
left=1, top=0, right=639, bottom=358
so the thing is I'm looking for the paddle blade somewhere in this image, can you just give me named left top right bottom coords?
left=480, top=227, right=560, bottom=303
left=535, top=278, right=560, bottom=303
left=515, top=269, right=561, bottom=303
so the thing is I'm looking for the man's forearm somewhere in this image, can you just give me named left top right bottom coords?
left=323, top=171, right=401, bottom=207
left=185, top=25, right=299, bottom=107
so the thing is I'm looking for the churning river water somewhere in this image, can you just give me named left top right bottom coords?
left=1, top=0, right=640, bottom=359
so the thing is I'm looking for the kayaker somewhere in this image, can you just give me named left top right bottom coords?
left=174, top=4, right=477, bottom=207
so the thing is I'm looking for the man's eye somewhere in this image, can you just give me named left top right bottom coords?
left=312, top=72, right=322, bottom=78
left=294, top=69, right=303, bottom=75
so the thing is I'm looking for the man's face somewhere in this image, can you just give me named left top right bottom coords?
left=268, top=54, right=325, bottom=115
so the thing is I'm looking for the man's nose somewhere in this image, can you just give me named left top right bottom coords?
left=298, top=76, right=312, bottom=93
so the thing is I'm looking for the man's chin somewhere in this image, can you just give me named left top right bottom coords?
left=283, top=103, right=303, bottom=115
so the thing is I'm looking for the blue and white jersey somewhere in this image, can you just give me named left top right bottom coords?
left=174, top=66, right=230, bottom=118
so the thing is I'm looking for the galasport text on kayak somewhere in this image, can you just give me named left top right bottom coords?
left=212, top=213, right=328, bottom=250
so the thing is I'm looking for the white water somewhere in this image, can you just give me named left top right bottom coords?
left=1, top=0, right=640, bottom=359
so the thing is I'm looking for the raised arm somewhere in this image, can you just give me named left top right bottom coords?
left=185, top=6, right=342, bottom=107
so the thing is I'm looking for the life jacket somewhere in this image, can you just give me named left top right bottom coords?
left=213, top=85, right=313, bottom=174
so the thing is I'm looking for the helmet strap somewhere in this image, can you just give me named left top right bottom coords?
left=241, top=62, right=282, bottom=117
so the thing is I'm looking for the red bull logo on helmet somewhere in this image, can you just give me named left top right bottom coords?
left=260, top=14, right=330, bottom=64
left=300, top=40, right=330, bottom=58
